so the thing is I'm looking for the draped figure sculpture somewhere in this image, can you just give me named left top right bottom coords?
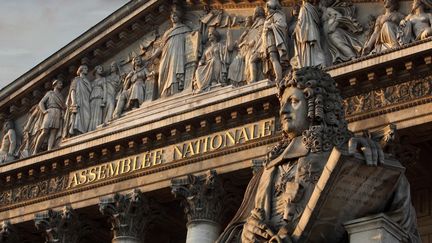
left=321, top=5, right=363, bottom=63
left=292, top=0, right=326, bottom=68
left=63, top=65, right=92, bottom=138
left=194, top=27, right=229, bottom=92
left=262, top=0, right=289, bottom=82
left=217, top=67, right=421, bottom=243
left=156, top=6, right=192, bottom=98
left=0, top=121, right=17, bottom=163
left=228, top=7, right=266, bottom=85
left=113, top=56, right=151, bottom=118
left=89, top=65, right=107, bottom=131
left=34, top=80, right=65, bottom=153
left=399, top=0, right=432, bottom=44
left=362, top=0, right=404, bottom=55
left=104, top=62, right=123, bottom=123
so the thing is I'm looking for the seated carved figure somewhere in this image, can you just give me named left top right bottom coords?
left=217, top=67, right=420, bottom=243
left=399, top=0, right=432, bottom=44
left=0, top=121, right=17, bottom=163
left=362, top=0, right=404, bottom=55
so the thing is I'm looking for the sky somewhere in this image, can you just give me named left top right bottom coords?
left=0, top=0, right=130, bottom=89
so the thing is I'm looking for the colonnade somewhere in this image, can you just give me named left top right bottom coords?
left=0, top=170, right=228, bottom=243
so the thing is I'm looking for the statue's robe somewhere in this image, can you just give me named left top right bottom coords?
left=262, top=9, right=289, bottom=69
left=64, top=76, right=91, bottom=137
left=293, top=2, right=325, bottom=68
left=217, top=137, right=421, bottom=243
left=158, top=23, right=191, bottom=97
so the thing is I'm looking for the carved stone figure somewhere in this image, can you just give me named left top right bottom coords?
left=113, top=56, right=152, bottom=118
left=217, top=67, right=421, bottom=243
left=104, top=62, right=123, bottom=123
left=292, top=0, right=326, bottom=68
left=262, top=0, right=289, bottom=81
left=321, top=5, right=363, bottom=63
left=156, top=6, right=192, bottom=98
left=399, top=0, right=432, bottom=44
left=63, top=65, right=92, bottom=138
left=88, top=65, right=107, bottom=131
left=228, top=7, right=266, bottom=85
left=362, top=0, right=404, bottom=55
left=194, top=27, right=229, bottom=92
left=34, top=80, right=65, bottom=154
left=19, top=105, right=43, bottom=158
left=0, top=121, right=17, bottom=163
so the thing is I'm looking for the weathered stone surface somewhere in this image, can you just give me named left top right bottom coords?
left=344, top=213, right=409, bottom=243
left=292, top=148, right=405, bottom=243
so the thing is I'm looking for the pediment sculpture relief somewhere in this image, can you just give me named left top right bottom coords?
left=8, top=0, right=432, bottom=160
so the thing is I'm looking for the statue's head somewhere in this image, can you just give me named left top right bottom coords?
left=77, top=65, right=89, bottom=76
left=2, top=120, right=13, bottom=133
left=277, top=67, right=351, bottom=152
left=170, top=5, right=183, bottom=24
left=52, top=79, right=63, bottom=90
left=266, top=0, right=282, bottom=14
left=411, top=0, right=431, bottom=11
left=132, top=56, right=143, bottom=69
left=110, top=61, right=120, bottom=74
left=253, top=6, right=265, bottom=20
left=245, top=16, right=253, bottom=27
left=383, top=0, right=398, bottom=11
left=94, top=65, right=104, bottom=75
left=208, top=27, right=221, bottom=43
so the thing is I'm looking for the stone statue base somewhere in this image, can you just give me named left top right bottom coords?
left=344, top=213, right=409, bottom=243
left=292, top=148, right=405, bottom=243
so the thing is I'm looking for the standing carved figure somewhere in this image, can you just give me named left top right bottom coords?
left=228, top=7, right=266, bottom=85
left=113, top=56, right=151, bottom=118
left=362, top=0, right=404, bottom=55
left=217, top=67, right=421, bottom=243
left=262, top=0, right=289, bottom=82
left=19, top=105, right=43, bottom=158
left=157, top=6, right=192, bottom=98
left=399, top=0, right=432, bottom=44
left=228, top=17, right=254, bottom=86
left=0, top=121, right=17, bottom=163
left=321, top=6, right=363, bottom=63
left=34, top=80, right=65, bottom=154
left=89, top=65, right=107, bottom=131
left=194, top=27, right=229, bottom=92
left=104, top=62, right=123, bottom=123
left=63, top=65, right=92, bottom=138
left=292, top=0, right=326, bottom=68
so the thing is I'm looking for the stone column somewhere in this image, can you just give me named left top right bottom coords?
left=171, top=170, right=225, bottom=243
left=99, top=189, right=154, bottom=243
left=0, top=220, right=21, bottom=243
left=344, top=213, right=409, bottom=243
left=34, top=205, right=89, bottom=243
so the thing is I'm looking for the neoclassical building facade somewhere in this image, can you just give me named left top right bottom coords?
left=0, top=0, right=431, bottom=242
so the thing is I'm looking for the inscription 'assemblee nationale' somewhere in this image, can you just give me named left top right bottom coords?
left=67, top=119, right=274, bottom=188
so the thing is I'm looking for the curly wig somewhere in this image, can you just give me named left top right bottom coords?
left=269, top=67, right=352, bottom=159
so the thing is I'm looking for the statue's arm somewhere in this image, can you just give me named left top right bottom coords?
left=8, top=130, right=16, bottom=155
left=38, top=94, right=49, bottom=114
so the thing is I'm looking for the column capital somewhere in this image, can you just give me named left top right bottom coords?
left=99, top=189, right=154, bottom=241
left=171, top=170, right=225, bottom=224
left=0, top=220, right=21, bottom=243
left=34, top=205, right=88, bottom=243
